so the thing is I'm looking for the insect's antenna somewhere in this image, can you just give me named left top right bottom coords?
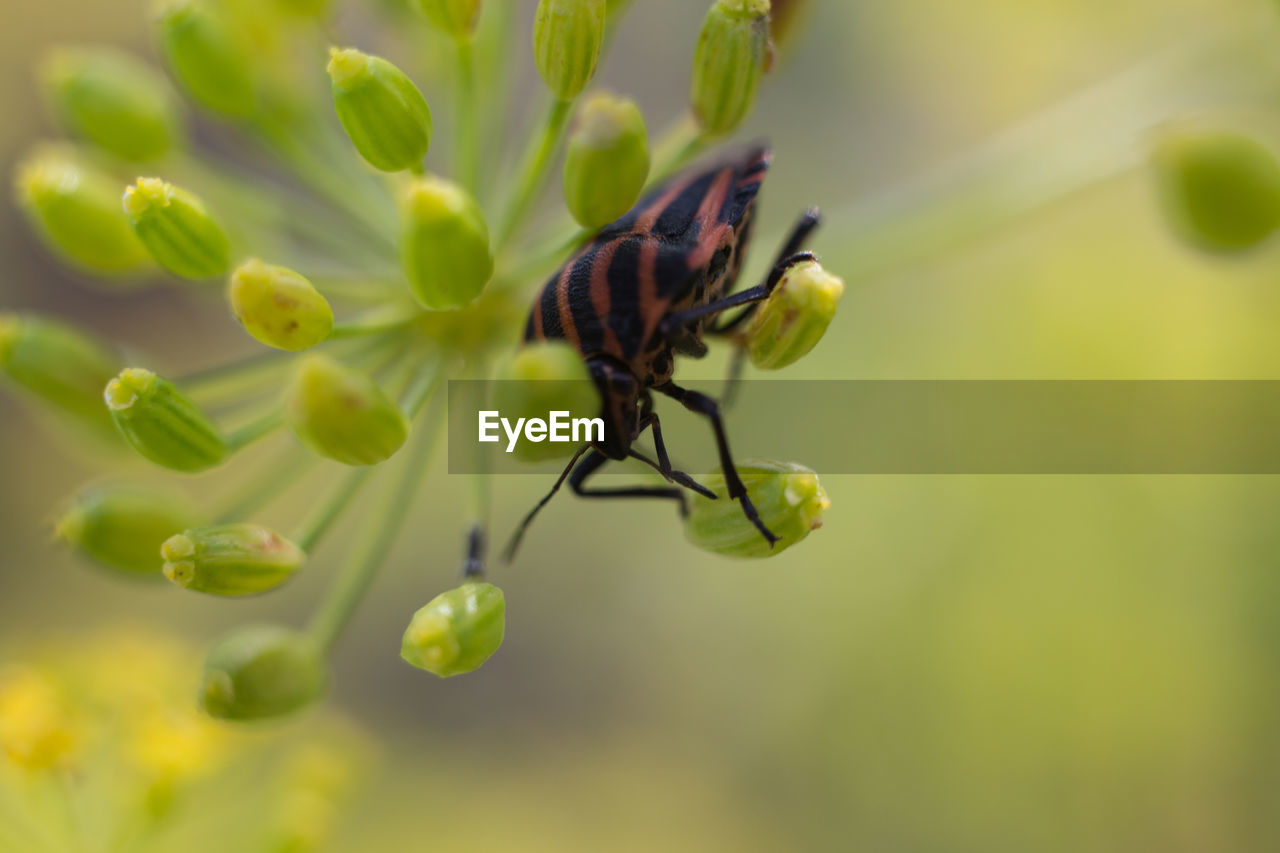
left=502, top=444, right=590, bottom=563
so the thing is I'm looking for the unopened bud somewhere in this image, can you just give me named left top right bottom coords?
left=415, top=0, right=482, bottom=37
left=162, top=524, right=305, bottom=596
left=229, top=259, right=333, bottom=351
left=15, top=150, right=151, bottom=274
left=533, top=0, right=605, bottom=100
left=563, top=93, right=650, bottom=228
left=492, top=341, right=597, bottom=461
left=42, top=47, right=181, bottom=162
left=201, top=625, right=326, bottom=721
left=1, top=314, right=119, bottom=433
left=690, top=0, right=771, bottom=137
left=327, top=47, right=433, bottom=173
left=105, top=367, right=228, bottom=472
left=123, top=177, right=231, bottom=279
left=56, top=483, right=203, bottom=578
left=401, top=582, right=505, bottom=677
left=157, top=0, right=257, bottom=117
left=685, top=460, right=828, bottom=558
left=401, top=175, right=493, bottom=310
left=744, top=259, right=843, bottom=370
left=1150, top=127, right=1280, bottom=253
left=286, top=355, right=407, bottom=465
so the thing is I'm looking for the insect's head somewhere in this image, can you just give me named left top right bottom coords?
left=584, top=355, right=640, bottom=460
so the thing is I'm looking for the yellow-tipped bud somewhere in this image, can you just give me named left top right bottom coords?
left=533, top=0, right=606, bottom=100
left=56, top=483, right=204, bottom=578
left=157, top=0, right=257, bottom=117
left=229, top=259, right=333, bottom=351
left=1, top=314, right=120, bottom=435
left=744, top=259, right=844, bottom=370
left=41, top=47, right=181, bottom=162
left=401, top=175, right=493, bottom=310
left=1150, top=127, right=1280, bottom=253
left=327, top=47, right=433, bottom=173
left=123, top=177, right=231, bottom=279
left=162, top=524, right=305, bottom=596
left=285, top=355, right=408, bottom=465
left=201, top=625, right=326, bottom=721
left=685, top=460, right=828, bottom=558
left=415, top=0, right=482, bottom=37
left=492, top=341, right=598, bottom=461
left=401, top=582, right=505, bottom=677
left=563, top=93, right=650, bottom=229
left=690, top=0, right=771, bottom=137
left=105, top=367, right=228, bottom=472
left=15, top=149, right=151, bottom=274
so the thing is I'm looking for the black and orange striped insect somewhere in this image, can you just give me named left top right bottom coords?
left=505, top=145, right=822, bottom=559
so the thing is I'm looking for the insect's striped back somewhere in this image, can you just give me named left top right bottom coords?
left=525, top=146, right=771, bottom=379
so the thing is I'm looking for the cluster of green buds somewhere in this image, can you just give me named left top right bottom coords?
left=6, top=0, right=824, bottom=721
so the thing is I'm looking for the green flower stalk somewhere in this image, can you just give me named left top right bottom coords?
left=416, top=0, right=482, bottom=38
left=56, top=483, right=204, bottom=578
left=401, top=582, right=505, bottom=677
left=328, top=47, right=433, bottom=174
left=563, top=93, right=650, bottom=228
left=533, top=0, right=606, bottom=100
left=0, top=314, right=120, bottom=435
left=15, top=150, right=151, bottom=274
left=493, top=341, right=598, bottom=461
left=105, top=367, right=229, bottom=472
left=201, top=625, right=327, bottom=720
left=41, top=47, right=182, bottom=162
left=157, top=0, right=257, bottom=118
left=401, top=175, right=494, bottom=309
left=744, top=259, right=844, bottom=370
left=123, top=178, right=231, bottom=280
left=162, top=524, right=306, bottom=595
left=229, top=259, right=334, bottom=351
left=1150, top=126, right=1280, bottom=253
left=685, top=460, right=828, bottom=558
left=286, top=355, right=408, bottom=465
left=690, top=0, right=771, bottom=138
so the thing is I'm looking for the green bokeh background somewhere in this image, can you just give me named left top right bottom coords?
left=4, top=0, right=1280, bottom=850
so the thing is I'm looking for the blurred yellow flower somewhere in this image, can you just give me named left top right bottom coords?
left=0, top=666, right=79, bottom=771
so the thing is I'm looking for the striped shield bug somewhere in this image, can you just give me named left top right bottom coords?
left=505, top=144, right=822, bottom=559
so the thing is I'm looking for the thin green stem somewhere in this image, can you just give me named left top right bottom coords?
left=497, top=222, right=589, bottom=288
left=329, top=306, right=420, bottom=340
left=455, top=36, right=480, bottom=193
left=306, top=400, right=445, bottom=654
left=293, top=467, right=374, bottom=553
left=646, top=113, right=708, bottom=188
left=214, top=446, right=313, bottom=523
left=225, top=408, right=284, bottom=453
left=496, top=97, right=576, bottom=251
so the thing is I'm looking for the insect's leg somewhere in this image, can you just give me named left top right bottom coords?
left=462, top=524, right=486, bottom=578
left=709, top=251, right=817, bottom=335
left=655, top=381, right=778, bottom=546
left=632, top=395, right=715, bottom=496
left=711, top=208, right=824, bottom=335
left=570, top=447, right=693, bottom=518
left=502, top=444, right=590, bottom=563
left=661, top=251, right=818, bottom=343
left=772, top=206, right=823, bottom=269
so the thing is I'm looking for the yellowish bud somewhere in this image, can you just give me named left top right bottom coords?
left=229, top=259, right=333, bottom=351
left=1, top=313, right=120, bottom=435
left=327, top=47, right=433, bottom=173
left=201, top=625, right=327, bottom=721
left=401, top=582, right=505, bottom=677
left=285, top=355, right=408, bottom=465
left=744, top=259, right=844, bottom=370
left=56, top=483, right=204, bottom=578
left=157, top=0, right=257, bottom=117
left=492, top=341, right=598, bottom=461
left=563, top=93, right=650, bottom=229
left=162, top=524, right=305, bottom=596
left=685, top=460, right=828, bottom=558
left=401, top=175, right=493, bottom=310
left=124, top=177, right=231, bottom=279
left=533, top=0, right=606, bottom=100
left=690, top=0, right=771, bottom=137
left=105, top=367, right=229, bottom=472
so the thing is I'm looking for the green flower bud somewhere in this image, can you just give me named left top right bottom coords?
left=492, top=341, right=597, bottom=462
left=105, top=367, right=229, bottom=472
left=201, top=625, right=326, bottom=721
left=162, top=524, right=305, bottom=596
left=157, top=0, right=257, bottom=117
left=1150, top=127, right=1280, bottom=253
left=41, top=47, right=181, bottom=162
left=401, top=175, right=493, bottom=310
left=229, top=259, right=333, bottom=351
left=401, top=582, right=505, bottom=677
left=327, top=47, right=433, bottom=173
left=123, top=177, right=231, bottom=280
left=744, top=259, right=844, bottom=370
left=285, top=355, right=408, bottom=465
left=563, top=93, right=650, bottom=229
left=415, top=0, right=481, bottom=37
left=14, top=150, right=151, bottom=274
left=690, top=0, right=771, bottom=137
left=55, top=483, right=203, bottom=578
left=1, top=314, right=120, bottom=433
left=685, top=460, right=828, bottom=558
left=533, top=0, right=605, bottom=100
